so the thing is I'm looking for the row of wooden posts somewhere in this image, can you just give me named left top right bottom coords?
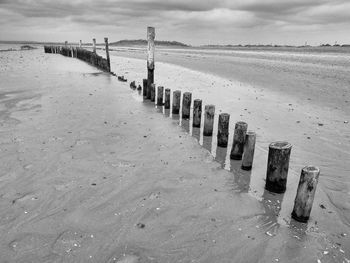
left=142, top=27, right=320, bottom=223
left=140, top=81, right=319, bottom=222
left=42, top=29, right=320, bottom=223
left=43, top=38, right=111, bottom=72
left=142, top=83, right=258, bottom=168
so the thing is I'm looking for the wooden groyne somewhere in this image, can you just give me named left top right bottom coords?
left=44, top=39, right=110, bottom=72
left=44, top=29, right=320, bottom=223
left=133, top=27, right=320, bottom=223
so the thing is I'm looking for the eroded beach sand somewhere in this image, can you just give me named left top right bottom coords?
left=0, top=48, right=349, bottom=262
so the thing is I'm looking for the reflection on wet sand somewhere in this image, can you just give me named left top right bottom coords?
left=172, top=113, right=179, bottom=121
left=163, top=108, right=170, bottom=117
left=181, top=118, right=190, bottom=133
left=192, top=127, right=200, bottom=142
left=215, top=146, right=227, bottom=168
left=155, top=104, right=162, bottom=113
left=202, top=136, right=212, bottom=153
left=226, top=159, right=252, bottom=193
left=260, top=189, right=284, bottom=232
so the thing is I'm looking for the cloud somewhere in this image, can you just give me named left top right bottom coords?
left=0, top=0, right=349, bottom=45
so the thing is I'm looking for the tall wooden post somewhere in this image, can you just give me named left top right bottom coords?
left=104, top=37, right=110, bottom=72
left=147, top=27, right=155, bottom=96
left=79, top=40, right=82, bottom=48
left=93, top=38, right=96, bottom=53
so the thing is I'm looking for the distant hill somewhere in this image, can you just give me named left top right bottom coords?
left=109, top=39, right=189, bottom=47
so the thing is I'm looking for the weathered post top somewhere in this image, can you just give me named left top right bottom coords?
left=65, top=41, right=68, bottom=47
left=79, top=40, right=82, bottom=48
left=147, top=27, right=155, bottom=70
left=93, top=38, right=96, bottom=53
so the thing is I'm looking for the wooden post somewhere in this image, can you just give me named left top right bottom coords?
left=147, top=27, right=155, bottom=100
left=217, top=113, right=230, bottom=147
left=241, top=131, right=256, bottom=170
left=230, top=121, right=248, bottom=160
left=157, top=86, right=164, bottom=105
left=143, top=79, right=147, bottom=97
left=65, top=41, right=68, bottom=48
left=172, top=90, right=181, bottom=114
left=93, top=38, right=96, bottom=53
left=182, top=92, right=192, bottom=119
left=104, top=37, right=110, bottom=72
left=292, top=166, right=320, bottom=222
left=265, top=141, right=292, bottom=193
left=150, top=84, right=156, bottom=102
left=79, top=40, right=82, bottom=48
left=203, top=105, right=215, bottom=136
left=193, top=99, right=202, bottom=128
left=164, top=88, right=171, bottom=109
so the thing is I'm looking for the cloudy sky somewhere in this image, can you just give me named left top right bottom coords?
left=1, top=0, right=349, bottom=46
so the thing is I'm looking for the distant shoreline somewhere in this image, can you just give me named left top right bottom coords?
left=1, top=40, right=350, bottom=49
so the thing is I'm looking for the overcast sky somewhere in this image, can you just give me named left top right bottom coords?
left=1, top=0, right=350, bottom=46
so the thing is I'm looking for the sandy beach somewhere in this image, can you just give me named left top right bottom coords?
left=0, top=46, right=349, bottom=262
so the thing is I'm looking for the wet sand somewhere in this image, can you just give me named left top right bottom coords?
left=0, top=48, right=349, bottom=262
